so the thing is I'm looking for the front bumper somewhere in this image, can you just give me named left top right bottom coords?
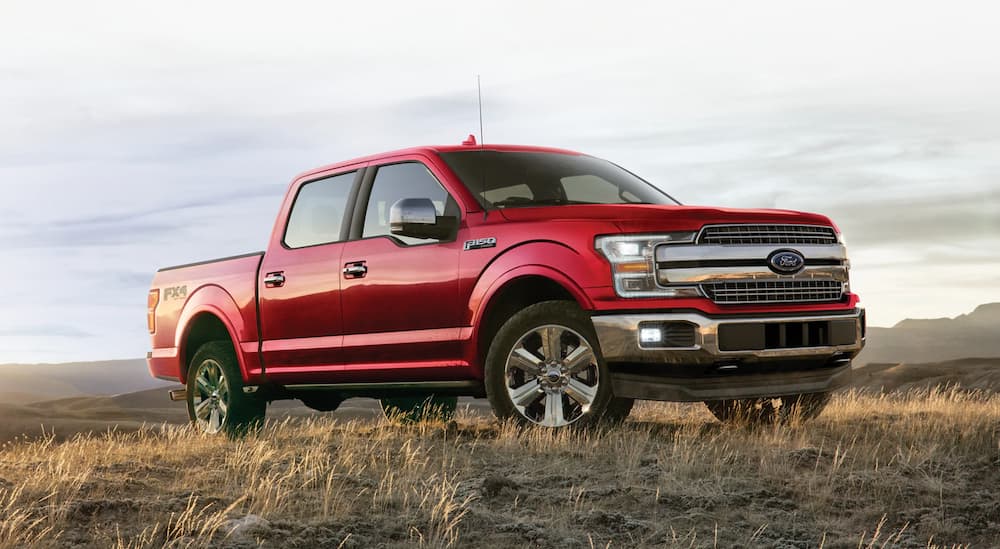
left=591, top=308, right=865, bottom=402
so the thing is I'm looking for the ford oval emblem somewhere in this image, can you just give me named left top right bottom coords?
left=768, top=249, right=806, bottom=274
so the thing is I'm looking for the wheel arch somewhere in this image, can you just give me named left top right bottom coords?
left=175, top=285, right=250, bottom=384
left=470, top=266, right=593, bottom=377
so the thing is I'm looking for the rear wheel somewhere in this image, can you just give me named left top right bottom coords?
left=484, top=301, right=613, bottom=428
left=380, top=395, right=457, bottom=423
left=704, top=392, right=831, bottom=424
left=186, top=341, right=265, bottom=436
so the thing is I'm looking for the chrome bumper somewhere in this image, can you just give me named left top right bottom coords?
left=591, top=309, right=865, bottom=365
left=591, top=309, right=864, bottom=402
left=610, top=363, right=854, bottom=402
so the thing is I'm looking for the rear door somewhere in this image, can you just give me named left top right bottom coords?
left=338, top=157, right=466, bottom=380
left=258, top=168, right=363, bottom=382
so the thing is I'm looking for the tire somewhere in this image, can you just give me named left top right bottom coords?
left=186, top=341, right=265, bottom=436
left=602, top=397, right=636, bottom=424
left=781, top=392, right=831, bottom=421
left=299, top=393, right=344, bottom=412
left=704, top=392, right=831, bottom=424
left=380, top=395, right=457, bottom=423
left=484, top=300, right=613, bottom=428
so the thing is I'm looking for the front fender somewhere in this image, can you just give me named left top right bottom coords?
left=467, top=240, right=598, bottom=327
left=470, top=266, right=593, bottom=332
left=462, top=241, right=601, bottom=376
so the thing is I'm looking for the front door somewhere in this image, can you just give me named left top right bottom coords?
left=338, top=159, right=465, bottom=381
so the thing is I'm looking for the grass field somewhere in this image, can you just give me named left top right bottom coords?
left=0, top=388, right=997, bottom=548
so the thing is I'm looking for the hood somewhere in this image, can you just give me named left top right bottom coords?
left=497, top=203, right=837, bottom=233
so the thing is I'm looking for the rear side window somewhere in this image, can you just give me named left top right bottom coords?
left=284, top=171, right=355, bottom=248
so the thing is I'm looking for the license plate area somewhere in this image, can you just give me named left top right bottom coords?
left=718, top=319, right=856, bottom=351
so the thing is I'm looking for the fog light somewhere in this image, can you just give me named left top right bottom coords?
left=639, top=327, right=663, bottom=344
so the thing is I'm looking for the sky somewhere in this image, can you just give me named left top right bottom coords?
left=1, top=1, right=998, bottom=363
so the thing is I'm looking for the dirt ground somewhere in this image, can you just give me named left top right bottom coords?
left=1, top=388, right=997, bottom=548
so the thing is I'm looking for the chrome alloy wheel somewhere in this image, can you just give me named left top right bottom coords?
left=192, top=359, right=230, bottom=434
left=504, top=324, right=600, bottom=427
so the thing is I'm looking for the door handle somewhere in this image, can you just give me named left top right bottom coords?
left=343, top=261, right=367, bottom=279
left=264, top=272, right=285, bottom=288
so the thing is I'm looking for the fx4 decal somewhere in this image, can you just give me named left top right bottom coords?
left=464, top=237, right=497, bottom=251
left=164, top=285, right=188, bottom=301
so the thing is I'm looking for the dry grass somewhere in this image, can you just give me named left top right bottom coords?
left=0, top=388, right=997, bottom=548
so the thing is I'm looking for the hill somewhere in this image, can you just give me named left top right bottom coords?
left=855, top=302, right=1000, bottom=366
left=0, top=358, right=172, bottom=403
left=0, top=301, right=995, bottom=403
left=850, top=356, right=1000, bottom=392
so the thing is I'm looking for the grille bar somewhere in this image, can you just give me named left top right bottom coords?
left=701, top=280, right=844, bottom=304
left=699, top=224, right=837, bottom=245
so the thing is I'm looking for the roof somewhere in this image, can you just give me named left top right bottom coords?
left=293, top=142, right=584, bottom=181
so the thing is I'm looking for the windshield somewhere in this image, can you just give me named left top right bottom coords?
left=439, top=150, right=680, bottom=209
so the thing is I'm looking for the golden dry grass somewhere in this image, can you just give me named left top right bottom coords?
left=0, top=388, right=997, bottom=548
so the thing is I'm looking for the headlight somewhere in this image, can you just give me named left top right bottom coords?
left=595, top=233, right=701, bottom=298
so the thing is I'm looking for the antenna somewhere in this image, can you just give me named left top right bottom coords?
left=477, top=74, right=485, bottom=145
left=477, top=75, right=488, bottom=219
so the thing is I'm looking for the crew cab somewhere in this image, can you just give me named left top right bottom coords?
left=147, top=137, right=865, bottom=434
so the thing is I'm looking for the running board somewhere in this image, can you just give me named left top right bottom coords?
left=277, top=380, right=484, bottom=399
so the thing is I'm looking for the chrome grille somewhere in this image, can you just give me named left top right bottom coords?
left=699, top=224, right=837, bottom=245
left=701, top=280, right=844, bottom=304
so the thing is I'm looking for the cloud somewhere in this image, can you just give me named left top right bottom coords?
left=0, top=325, right=94, bottom=338
left=829, top=190, right=1000, bottom=247
left=576, top=106, right=1000, bottom=256
left=1, top=1, right=999, bottom=360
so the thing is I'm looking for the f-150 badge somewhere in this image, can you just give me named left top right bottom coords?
left=464, top=237, right=497, bottom=251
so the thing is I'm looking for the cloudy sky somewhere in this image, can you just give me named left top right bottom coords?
left=2, top=1, right=998, bottom=363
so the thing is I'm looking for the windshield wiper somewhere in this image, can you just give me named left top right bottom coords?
left=511, top=199, right=599, bottom=207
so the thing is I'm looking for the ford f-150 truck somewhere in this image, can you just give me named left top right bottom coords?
left=147, top=137, right=865, bottom=434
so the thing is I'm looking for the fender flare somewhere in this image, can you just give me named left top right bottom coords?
left=470, top=264, right=593, bottom=328
left=174, top=285, right=251, bottom=381
left=468, top=240, right=596, bottom=327
left=466, top=242, right=596, bottom=373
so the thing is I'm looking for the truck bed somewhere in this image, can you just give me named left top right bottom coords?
left=147, top=252, right=264, bottom=382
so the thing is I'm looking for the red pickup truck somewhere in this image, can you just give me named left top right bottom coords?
left=147, top=138, right=865, bottom=434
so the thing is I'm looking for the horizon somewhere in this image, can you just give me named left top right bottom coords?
left=2, top=300, right=997, bottom=367
left=2, top=1, right=999, bottom=363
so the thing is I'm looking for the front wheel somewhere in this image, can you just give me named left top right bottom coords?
left=704, top=392, right=831, bottom=424
left=484, top=301, right=613, bottom=428
left=186, top=341, right=265, bottom=436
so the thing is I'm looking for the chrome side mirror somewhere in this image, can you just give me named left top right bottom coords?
left=390, top=198, right=452, bottom=240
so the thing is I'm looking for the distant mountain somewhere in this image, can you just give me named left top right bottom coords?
left=0, top=358, right=172, bottom=404
left=855, top=303, right=1000, bottom=366
left=3, top=304, right=997, bottom=406
left=850, top=357, right=1000, bottom=392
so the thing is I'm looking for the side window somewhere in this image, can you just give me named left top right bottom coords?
left=283, top=171, right=355, bottom=248
left=362, top=162, right=455, bottom=245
